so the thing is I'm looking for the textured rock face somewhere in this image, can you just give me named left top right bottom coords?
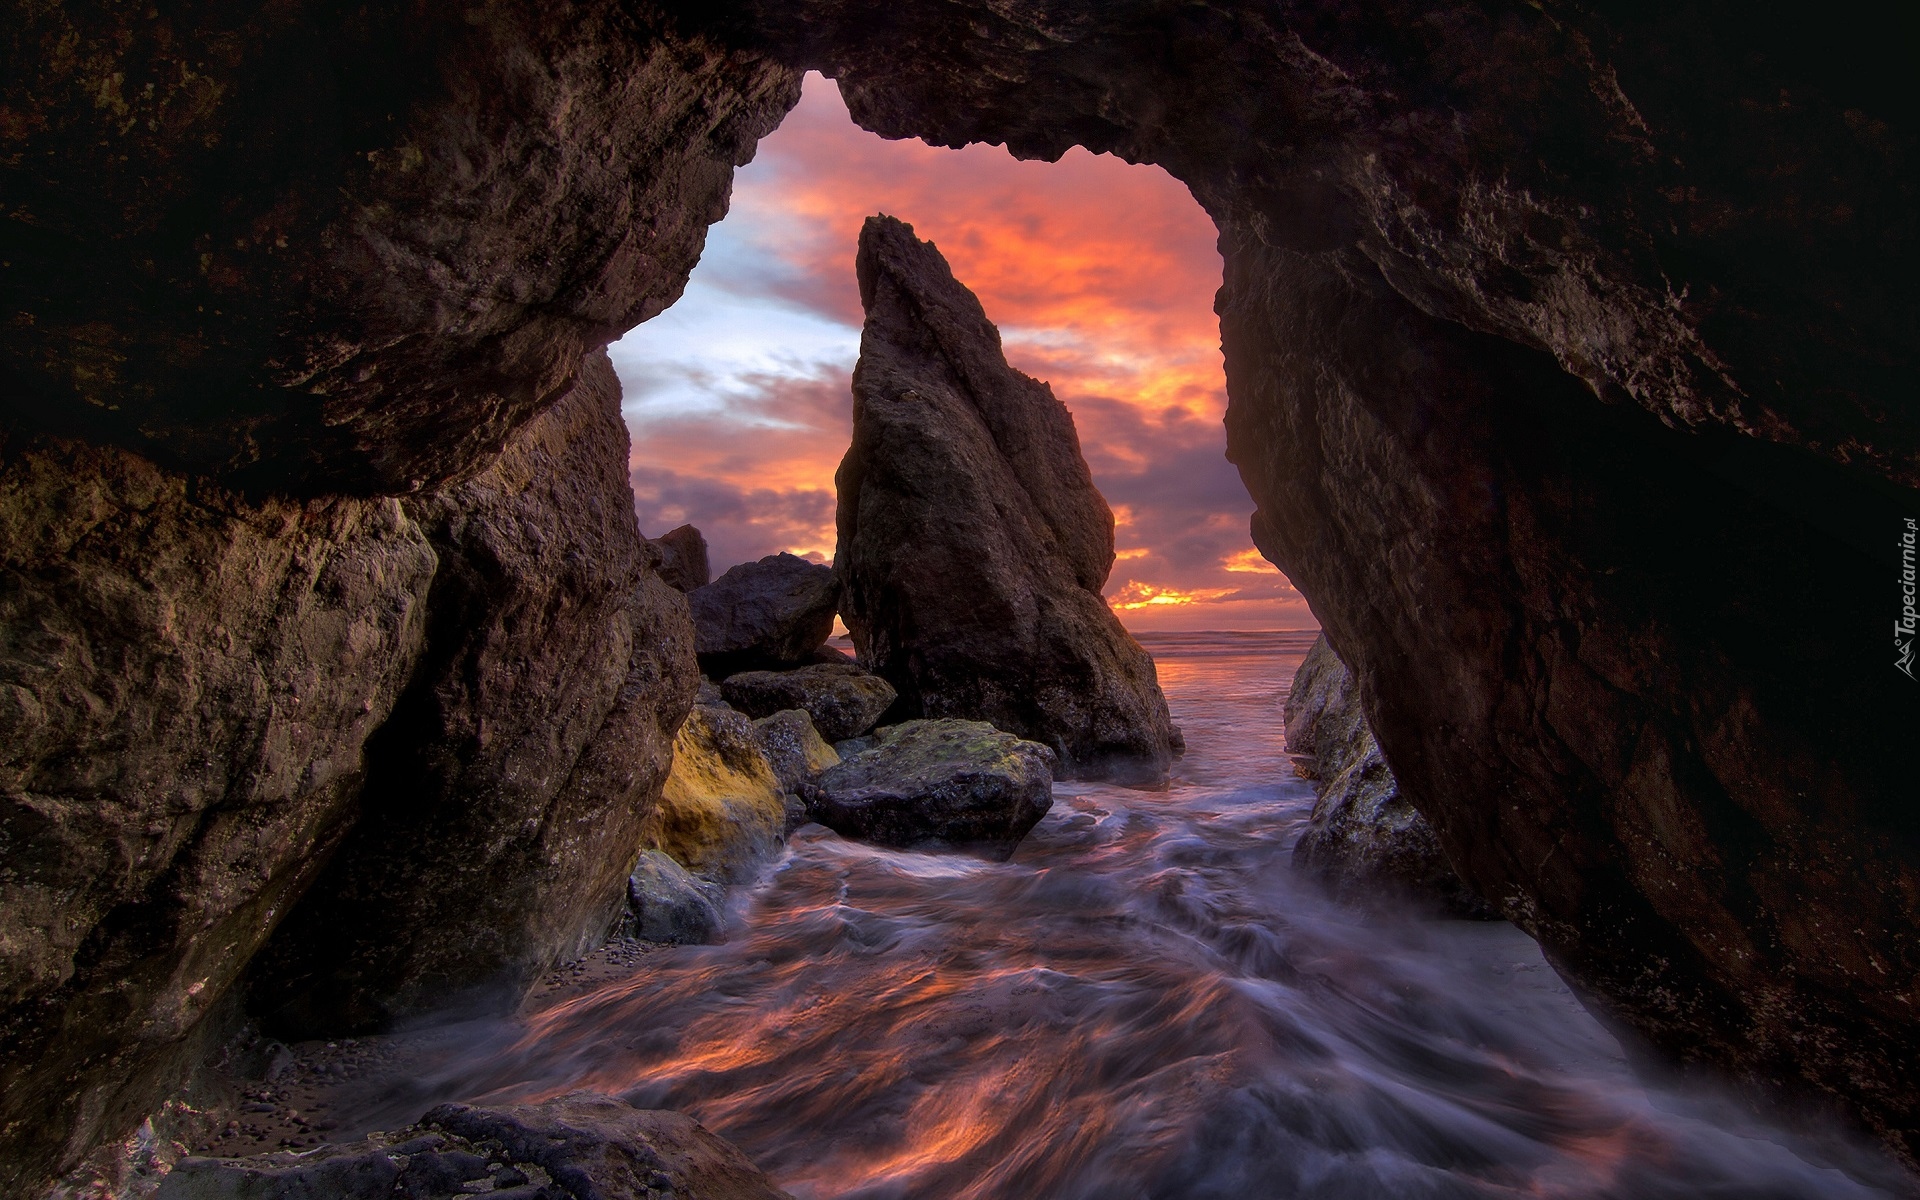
left=834, top=216, right=1179, bottom=782
left=688, top=553, right=839, bottom=675
left=156, top=1093, right=790, bottom=1199
left=804, top=719, right=1056, bottom=858
left=651, top=524, right=713, bottom=593
left=0, top=433, right=438, bottom=1191
left=8, top=0, right=1917, bottom=1182
left=2, top=0, right=799, bottom=494
left=248, top=353, right=697, bottom=1037
left=751, top=709, right=842, bottom=793
left=723, top=663, right=897, bottom=742
left=681, top=0, right=1920, bottom=1160
left=626, top=851, right=726, bottom=946
left=1285, top=636, right=1487, bottom=917
left=646, top=705, right=789, bottom=884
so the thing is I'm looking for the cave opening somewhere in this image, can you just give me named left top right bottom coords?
left=612, top=72, right=1309, bottom=635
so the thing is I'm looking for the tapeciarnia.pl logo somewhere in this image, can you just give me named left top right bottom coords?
left=1900, top=518, right=1917, bottom=678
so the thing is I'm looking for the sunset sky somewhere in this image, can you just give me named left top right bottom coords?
left=611, top=73, right=1315, bottom=631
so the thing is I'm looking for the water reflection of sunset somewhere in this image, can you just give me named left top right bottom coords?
left=333, top=639, right=1893, bottom=1198
left=613, top=73, right=1313, bottom=630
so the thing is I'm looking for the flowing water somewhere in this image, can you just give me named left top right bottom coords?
left=345, top=631, right=1910, bottom=1198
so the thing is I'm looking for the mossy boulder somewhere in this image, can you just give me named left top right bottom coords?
left=645, top=706, right=787, bottom=885
left=803, top=719, right=1054, bottom=859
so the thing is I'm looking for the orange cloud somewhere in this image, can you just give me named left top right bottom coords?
left=1108, top=582, right=1238, bottom=611
left=736, top=76, right=1226, bottom=428
left=1222, top=548, right=1279, bottom=574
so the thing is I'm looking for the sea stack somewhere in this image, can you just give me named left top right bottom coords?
left=834, top=215, right=1179, bottom=783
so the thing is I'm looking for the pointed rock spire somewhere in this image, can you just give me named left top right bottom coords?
left=834, top=215, right=1179, bottom=782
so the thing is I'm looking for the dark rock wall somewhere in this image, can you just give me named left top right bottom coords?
left=247, top=353, right=698, bottom=1037
left=1285, top=634, right=1487, bottom=917
left=0, top=432, right=437, bottom=1191
left=680, top=0, right=1920, bottom=1159
left=1224, top=227, right=1919, bottom=1154
left=2, top=0, right=800, bottom=493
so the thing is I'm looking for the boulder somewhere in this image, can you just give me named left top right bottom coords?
left=834, top=217, right=1178, bottom=784
left=833, top=736, right=877, bottom=760
left=649, top=524, right=712, bottom=593
left=1285, top=637, right=1489, bottom=917
left=751, top=710, right=841, bottom=794
left=688, top=553, right=838, bottom=675
left=427, top=1094, right=791, bottom=1200
left=803, top=719, right=1055, bottom=859
left=156, top=1093, right=789, bottom=1200
left=722, top=663, right=897, bottom=742
left=625, top=851, right=725, bottom=946
left=645, top=706, right=788, bottom=885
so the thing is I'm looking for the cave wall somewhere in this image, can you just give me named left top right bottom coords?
left=246, top=351, right=698, bottom=1039
left=675, top=0, right=1920, bottom=1161
left=1, top=2, right=796, bottom=1191
left=1, top=430, right=435, bottom=1188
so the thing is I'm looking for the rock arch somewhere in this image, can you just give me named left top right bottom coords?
left=1, top=0, right=1914, bottom=1187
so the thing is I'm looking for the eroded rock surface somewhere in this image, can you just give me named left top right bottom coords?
left=688, top=553, right=839, bottom=676
left=155, top=1093, right=790, bottom=1199
left=3, top=4, right=794, bottom=1185
left=247, top=353, right=697, bottom=1038
left=665, top=0, right=1920, bottom=1163
left=751, top=709, right=842, bottom=794
left=723, top=663, right=897, bottom=742
left=834, top=216, right=1178, bottom=782
left=1286, top=635, right=1488, bottom=917
left=804, top=719, right=1056, bottom=858
left=0, top=433, right=437, bottom=1192
left=2, top=0, right=799, bottom=494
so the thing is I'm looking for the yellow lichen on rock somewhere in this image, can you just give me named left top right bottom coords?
left=645, top=705, right=787, bottom=884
